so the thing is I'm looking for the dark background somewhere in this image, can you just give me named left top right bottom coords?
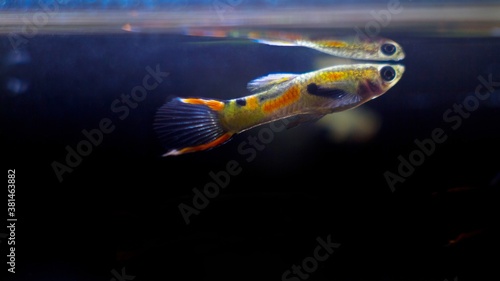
left=1, top=30, right=499, bottom=281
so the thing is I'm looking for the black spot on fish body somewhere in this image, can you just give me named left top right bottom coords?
left=307, top=83, right=318, bottom=95
left=236, top=98, right=246, bottom=106
left=307, top=82, right=349, bottom=99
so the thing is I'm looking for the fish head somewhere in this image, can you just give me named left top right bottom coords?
left=358, top=63, right=405, bottom=100
left=310, top=36, right=405, bottom=61
left=305, top=63, right=405, bottom=112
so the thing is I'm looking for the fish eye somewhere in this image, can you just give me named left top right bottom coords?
left=381, top=43, right=396, bottom=56
left=380, top=66, right=396, bottom=82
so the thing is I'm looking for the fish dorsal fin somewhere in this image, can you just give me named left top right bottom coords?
left=247, top=73, right=299, bottom=93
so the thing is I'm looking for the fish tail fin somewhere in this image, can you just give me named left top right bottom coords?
left=181, top=27, right=230, bottom=38
left=153, top=97, right=234, bottom=156
left=181, top=28, right=301, bottom=47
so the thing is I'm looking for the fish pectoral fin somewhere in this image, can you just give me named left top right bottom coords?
left=284, top=113, right=326, bottom=130
left=247, top=73, right=299, bottom=93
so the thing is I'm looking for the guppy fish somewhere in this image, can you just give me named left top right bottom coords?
left=184, top=28, right=405, bottom=61
left=154, top=63, right=405, bottom=156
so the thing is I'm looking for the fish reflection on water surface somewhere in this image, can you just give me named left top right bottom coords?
left=183, top=28, right=406, bottom=61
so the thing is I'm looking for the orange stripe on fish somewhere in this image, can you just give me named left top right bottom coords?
left=164, top=132, right=233, bottom=156
left=181, top=98, right=225, bottom=111
left=316, top=41, right=348, bottom=48
left=246, top=96, right=259, bottom=110
left=322, top=71, right=347, bottom=82
left=248, top=31, right=300, bottom=40
left=263, top=85, right=300, bottom=113
left=321, top=69, right=376, bottom=83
